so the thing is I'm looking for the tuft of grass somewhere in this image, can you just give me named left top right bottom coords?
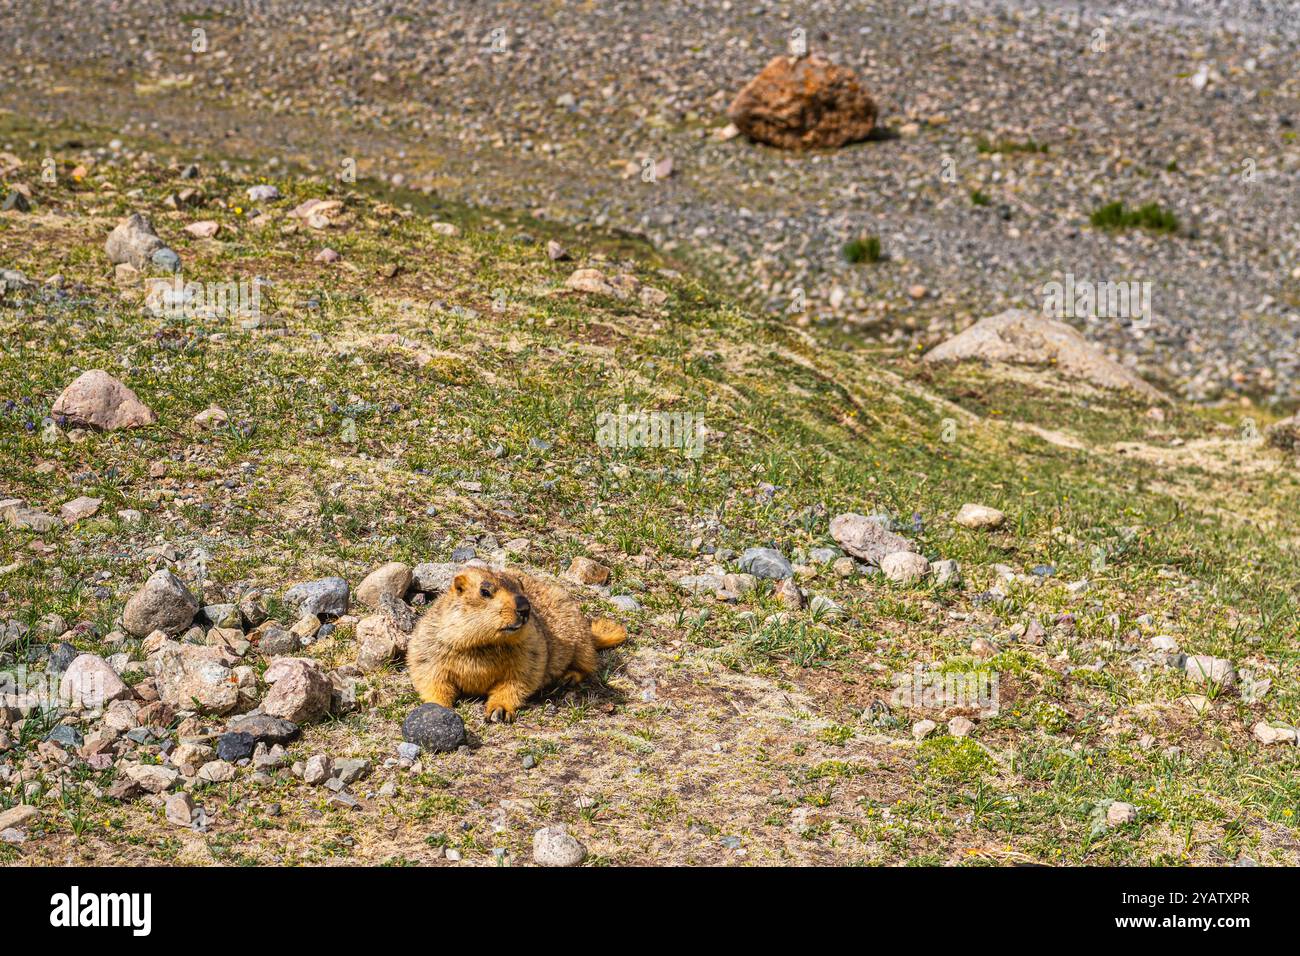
left=919, top=737, right=996, bottom=783
left=976, top=137, right=1049, bottom=155
left=1089, top=201, right=1179, bottom=234
left=970, top=190, right=991, bottom=206
left=842, top=236, right=883, bottom=264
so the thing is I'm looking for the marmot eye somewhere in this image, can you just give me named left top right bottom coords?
left=479, top=584, right=494, bottom=598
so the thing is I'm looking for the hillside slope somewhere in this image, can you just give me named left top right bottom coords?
left=1, top=130, right=1299, bottom=865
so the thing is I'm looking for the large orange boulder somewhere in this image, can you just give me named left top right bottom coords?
left=727, top=54, right=878, bottom=150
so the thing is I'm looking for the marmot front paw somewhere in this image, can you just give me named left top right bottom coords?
left=485, top=702, right=518, bottom=723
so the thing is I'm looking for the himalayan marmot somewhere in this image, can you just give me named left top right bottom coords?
left=407, top=566, right=627, bottom=722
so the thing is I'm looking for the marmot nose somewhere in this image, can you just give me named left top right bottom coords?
left=515, top=595, right=530, bottom=618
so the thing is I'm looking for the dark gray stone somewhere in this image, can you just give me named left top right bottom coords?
left=402, top=704, right=466, bottom=753
left=216, top=731, right=257, bottom=762
left=225, top=713, right=300, bottom=745
left=46, top=724, right=84, bottom=748
left=46, top=642, right=78, bottom=674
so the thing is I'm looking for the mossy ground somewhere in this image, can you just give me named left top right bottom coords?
left=2, top=120, right=1299, bottom=866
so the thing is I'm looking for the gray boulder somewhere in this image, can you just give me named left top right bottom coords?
left=411, top=562, right=459, bottom=594
left=105, top=213, right=172, bottom=270
left=533, top=825, right=588, bottom=867
left=123, top=570, right=197, bottom=637
left=283, top=577, right=349, bottom=619
left=738, top=547, right=794, bottom=580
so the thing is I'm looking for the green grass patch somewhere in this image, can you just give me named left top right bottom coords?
left=1089, top=201, right=1179, bottom=234
left=842, top=236, right=883, bottom=264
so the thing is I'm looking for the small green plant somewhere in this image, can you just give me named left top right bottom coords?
left=970, top=190, right=991, bottom=206
left=976, top=137, right=1049, bottom=155
left=817, top=724, right=855, bottom=746
left=842, top=236, right=882, bottom=264
left=805, top=760, right=868, bottom=781
left=1089, top=201, right=1179, bottom=234
left=1029, top=700, right=1072, bottom=734
left=920, top=737, right=995, bottom=783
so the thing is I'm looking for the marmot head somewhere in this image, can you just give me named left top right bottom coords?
left=443, top=567, right=532, bottom=642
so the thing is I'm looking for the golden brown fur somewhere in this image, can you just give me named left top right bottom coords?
left=407, top=566, right=627, bottom=722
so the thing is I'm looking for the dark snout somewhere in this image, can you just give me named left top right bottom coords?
left=514, top=594, right=531, bottom=622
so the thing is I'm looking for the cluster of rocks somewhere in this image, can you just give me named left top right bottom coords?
left=4, top=552, right=571, bottom=838
left=1, top=551, right=638, bottom=840
left=293, top=753, right=372, bottom=805
left=1142, top=638, right=1281, bottom=729
left=0, top=567, right=375, bottom=835
left=348, top=561, right=446, bottom=673
left=672, top=504, right=1004, bottom=609
left=564, top=266, right=668, bottom=308
left=910, top=715, right=977, bottom=741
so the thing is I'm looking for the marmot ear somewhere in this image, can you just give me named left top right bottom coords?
left=452, top=573, right=468, bottom=593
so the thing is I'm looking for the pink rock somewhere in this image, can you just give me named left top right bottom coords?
left=153, top=642, right=239, bottom=715
left=184, top=220, right=220, bottom=239
left=314, top=248, right=340, bottom=263
left=565, top=268, right=614, bottom=295
left=60, top=495, right=102, bottom=522
left=60, top=654, right=132, bottom=710
left=262, top=657, right=331, bottom=724
left=51, top=370, right=156, bottom=430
